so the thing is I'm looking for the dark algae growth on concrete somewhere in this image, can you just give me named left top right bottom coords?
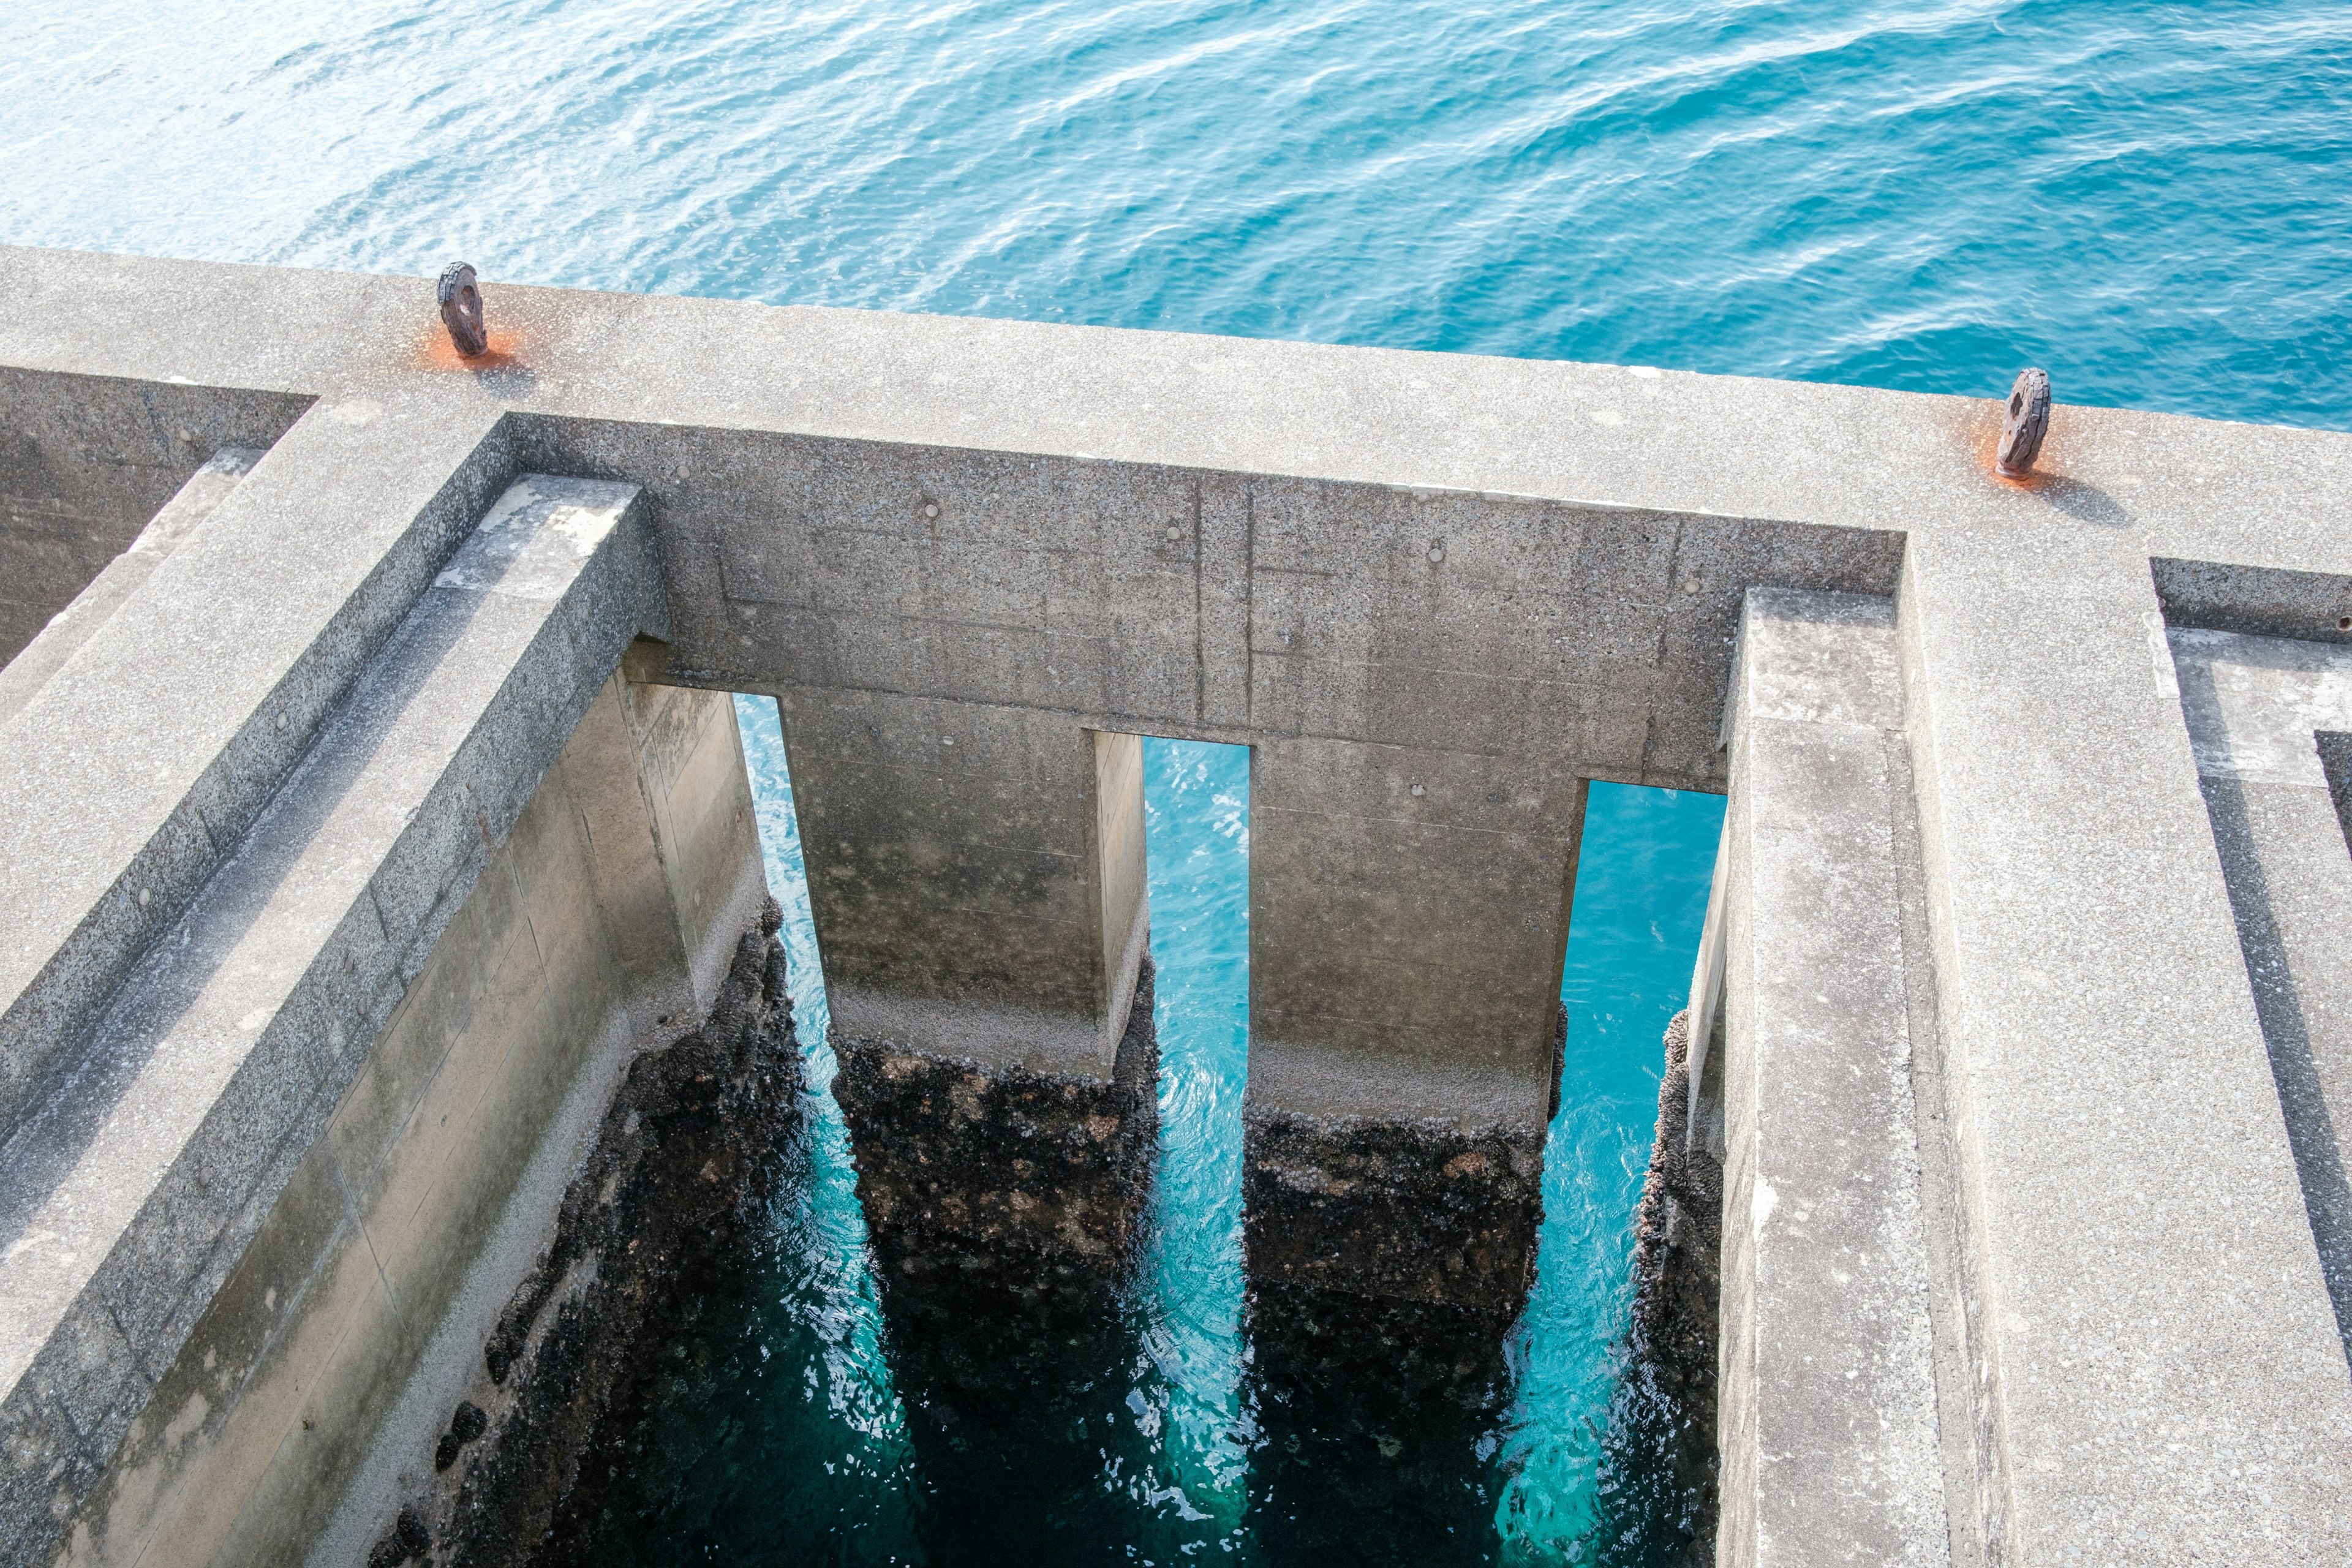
left=385, top=904, right=805, bottom=1567
left=481, top=737, right=1719, bottom=1566
left=834, top=956, right=1163, bottom=1303
left=443, top=1005, right=1718, bottom=1568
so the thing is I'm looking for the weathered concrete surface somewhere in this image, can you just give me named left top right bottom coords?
left=820, top=723, right=1160, bottom=1297
left=0, top=369, right=309, bottom=666
left=1898, top=545, right=2352, bottom=1562
left=1242, top=1109, right=1545, bottom=1313
left=2171, top=626, right=2352, bottom=1359
left=1710, top=590, right=1952, bottom=1568
left=494, top=406, right=1899, bottom=1227
left=834, top=955, right=1161, bottom=1300
left=0, top=463, right=766, bottom=1566
left=0, top=447, right=262, bottom=727
left=1627, top=1008, right=1722, bottom=1560
left=1, top=247, right=2350, bottom=1562
left=0, top=393, right=522, bottom=1147
left=388, top=904, right=800, bottom=1568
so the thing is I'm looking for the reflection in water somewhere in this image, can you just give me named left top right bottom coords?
left=562, top=709, right=1719, bottom=1563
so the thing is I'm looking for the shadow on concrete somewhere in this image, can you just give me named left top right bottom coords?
left=2192, top=756, right=2352, bottom=1368
left=2036, top=474, right=2135, bottom=529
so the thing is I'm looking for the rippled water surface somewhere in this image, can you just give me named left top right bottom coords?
left=7, top=0, right=2347, bottom=1559
left=6, top=0, right=2348, bottom=424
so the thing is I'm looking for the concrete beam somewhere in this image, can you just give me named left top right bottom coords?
left=0, top=394, right=521, bottom=1145
left=1898, top=537, right=2352, bottom=1562
left=1712, top=590, right=1953, bottom=1568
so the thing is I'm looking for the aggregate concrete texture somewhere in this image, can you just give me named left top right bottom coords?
left=0, top=447, right=263, bottom=728
left=0, top=471, right=708, bottom=1567
left=3, top=248, right=2352, bottom=1561
left=0, top=369, right=309, bottom=666
left=1711, top=592, right=1952, bottom=1568
left=2171, top=627, right=2352, bottom=1358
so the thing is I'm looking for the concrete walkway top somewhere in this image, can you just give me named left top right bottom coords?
left=5, top=246, right=2352, bottom=1566
left=2, top=247, right=2349, bottom=579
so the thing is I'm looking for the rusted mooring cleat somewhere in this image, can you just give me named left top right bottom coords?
left=1996, top=367, right=2051, bottom=477
left=437, top=262, right=488, bottom=358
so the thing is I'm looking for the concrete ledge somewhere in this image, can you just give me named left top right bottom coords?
left=0, top=476, right=671, bottom=1566
left=0, top=369, right=310, bottom=665
left=0, top=399, right=520, bottom=1145
left=2172, top=625, right=2352, bottom=1357
left=0, top=448, right=262, bottom=728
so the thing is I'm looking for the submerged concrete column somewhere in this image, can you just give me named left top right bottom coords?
left=1240, top=735, right=1585, bottom=1319
left=802, top=697, right=1159, bottom=1297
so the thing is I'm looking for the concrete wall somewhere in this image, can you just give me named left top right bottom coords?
left=55, top=674, right=759, bottom=1568
left=1708, top=591, right=1959, bottom=1568
left=0, top=448, right=263, bottom=728
left=1091, top=729, right=1152, bottom=1066
left=0, top=461, right=764, bottom=1567
left=513, top=415, right=1901, bottom=1141
left=0, top=369, right=308, bottom=664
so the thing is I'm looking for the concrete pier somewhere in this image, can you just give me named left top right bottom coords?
left=2, top=247, right=2352, bottom=1564
left=1701, top=590, right=1955, bottom=1568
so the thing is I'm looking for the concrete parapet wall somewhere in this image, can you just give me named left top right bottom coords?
left=1709, top=590, right=1953, bottom=1568
left=0, top=464, right=764, bottom=1564
left=0, top=370, right=310, bottom=666
left=0, top=448, right=262, bottom=729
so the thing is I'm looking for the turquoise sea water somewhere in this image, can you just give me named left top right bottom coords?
left=7, top=0, right=2348, bottom=1559
left=676, top=709, right=1722, bottom=1563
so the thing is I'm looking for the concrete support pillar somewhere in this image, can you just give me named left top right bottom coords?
left=804, top=699, right=1159, bottom=1294
left=1239, top=736, right=1582, bottom=1317
left=1706, top=590, right=1953, bottom=1568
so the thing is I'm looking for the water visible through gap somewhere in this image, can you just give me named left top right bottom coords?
left=577, top=709, right=1721, bottom=1563
left=7, top=0, right=2345, bottom=1556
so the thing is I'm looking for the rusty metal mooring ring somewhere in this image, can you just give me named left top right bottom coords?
left=437, top=262, right=488, bottom=358
left=1996, top=367, right=2051, bottom=478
